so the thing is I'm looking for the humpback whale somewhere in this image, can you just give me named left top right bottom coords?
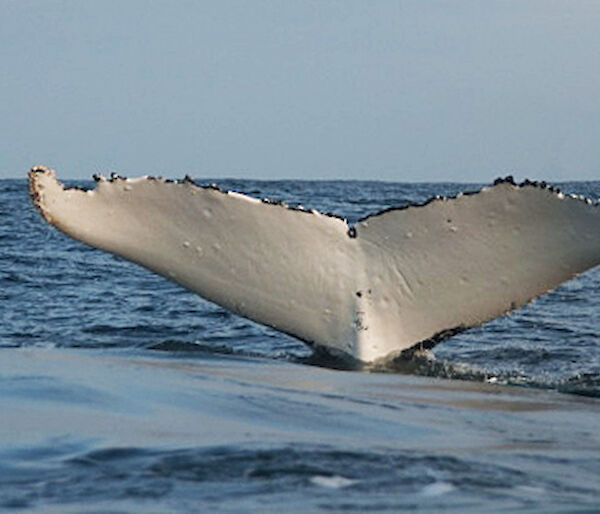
left=29, top=166, right=600, bottom=363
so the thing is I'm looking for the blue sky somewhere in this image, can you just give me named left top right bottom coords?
left=2, top=0, right=600, bottom=181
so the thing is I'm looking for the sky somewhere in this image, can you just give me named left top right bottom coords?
left=2, top=0, right=600, bottom=182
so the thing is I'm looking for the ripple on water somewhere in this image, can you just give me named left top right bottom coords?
left=1, top=443, right=597, bottom=512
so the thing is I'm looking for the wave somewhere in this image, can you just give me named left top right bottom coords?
left=2, top=442, right=595, bottom=512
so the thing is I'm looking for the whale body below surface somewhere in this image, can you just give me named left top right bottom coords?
left=29, top=167, right=600, bottom=363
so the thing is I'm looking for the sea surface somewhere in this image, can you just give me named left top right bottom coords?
left=1, top=177, right=600, bottom=512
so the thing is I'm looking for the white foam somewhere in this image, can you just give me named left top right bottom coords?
left=420, top=481, right=455, bottom=497
left=310, top=475, right=357, bottom=489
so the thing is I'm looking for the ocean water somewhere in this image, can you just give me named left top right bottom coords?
left=1, top=177, right=600, bottom=512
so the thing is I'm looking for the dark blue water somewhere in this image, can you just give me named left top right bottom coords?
left=1, top=178, right=600, bottom=512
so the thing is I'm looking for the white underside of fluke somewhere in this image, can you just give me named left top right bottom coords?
left=29, top=167, right=600, bottom=362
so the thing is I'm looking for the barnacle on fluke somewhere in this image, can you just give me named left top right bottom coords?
left=356, top=175, right=597, bottom=225
left=29, top=166, right=600, bottom=363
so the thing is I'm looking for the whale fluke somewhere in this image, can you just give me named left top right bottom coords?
left=29, top=167, right=600, bottom=362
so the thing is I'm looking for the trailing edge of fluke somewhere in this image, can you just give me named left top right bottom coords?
left=29, top=166, right=600, bottom=363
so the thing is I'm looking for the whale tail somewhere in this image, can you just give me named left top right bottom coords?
left=29, top=167, right=600, bottom=362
